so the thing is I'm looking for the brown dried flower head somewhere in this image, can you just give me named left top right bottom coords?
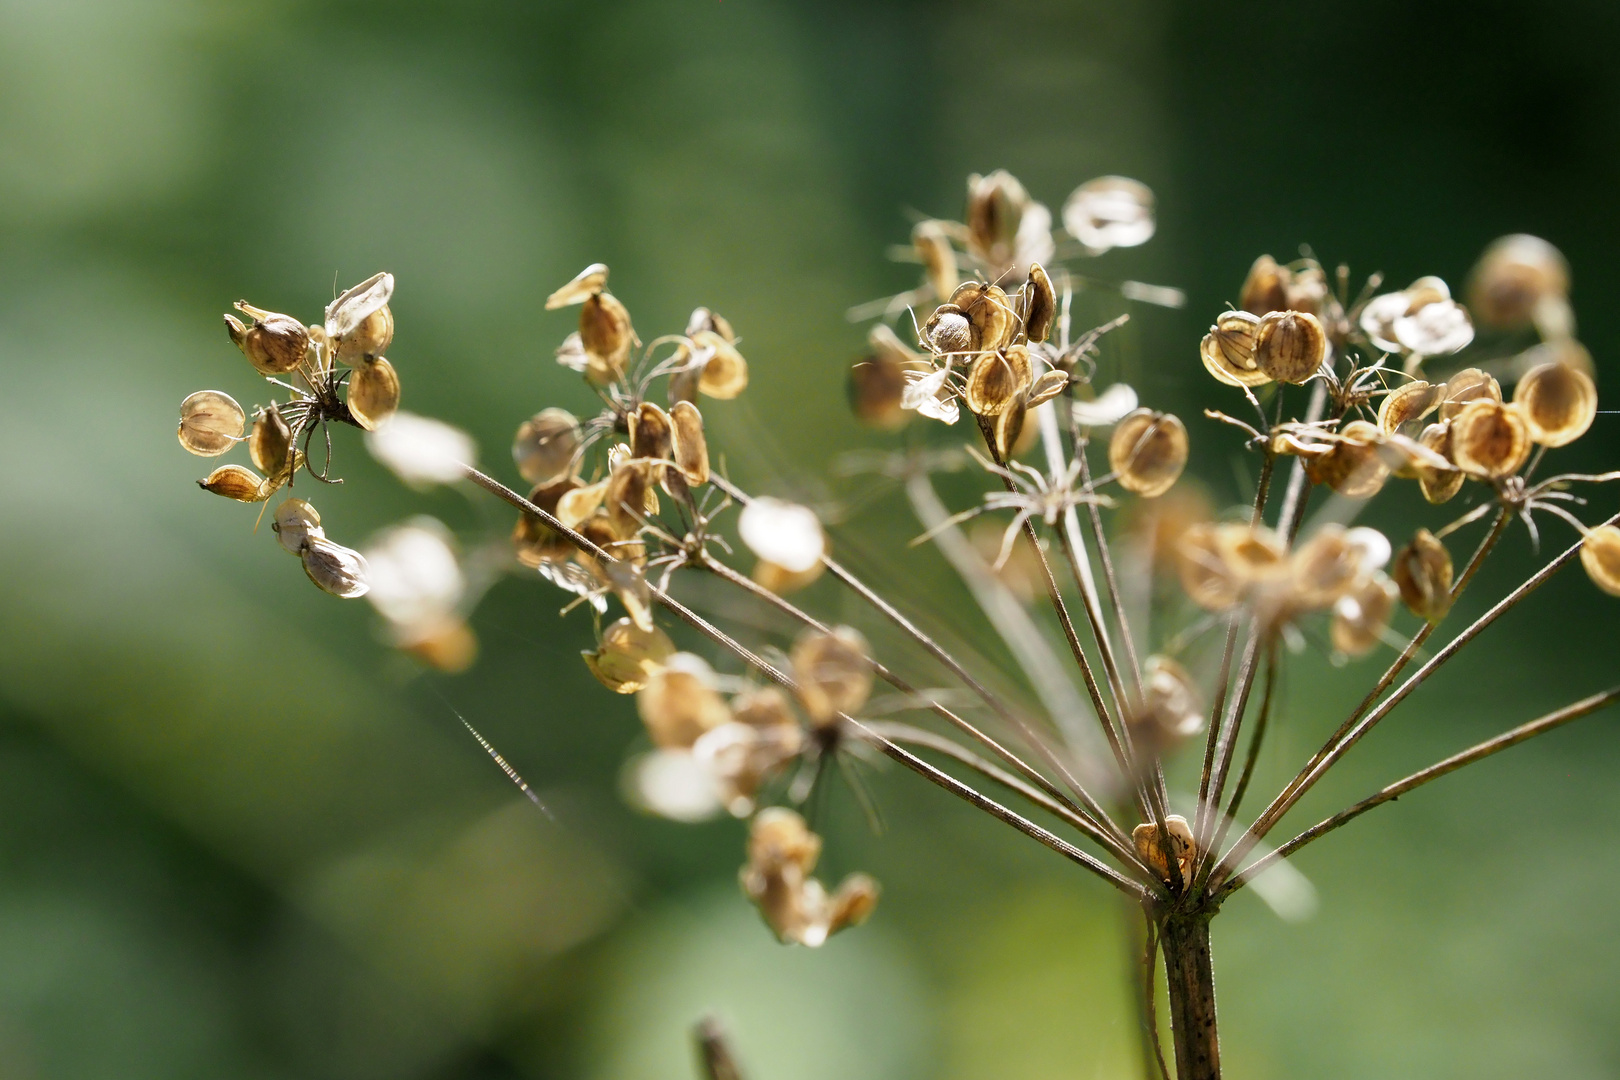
left=1392, top=528, right=1454, bottom=622
left=1109, top=409, right=1188, bottom=498
left=178, top=390, right=245, bottom=457
left=1513, top=360, right=1597, bottom=447
left=1254, top=310, right=1327, bottom=384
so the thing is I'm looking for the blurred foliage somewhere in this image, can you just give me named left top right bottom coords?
left=1, top=0, right=1619, bottom=1077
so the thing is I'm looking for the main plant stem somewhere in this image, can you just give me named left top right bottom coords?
left=1160, top=913, right=1221, bottom=1080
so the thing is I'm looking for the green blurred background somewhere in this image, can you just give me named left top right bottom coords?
left=2, top=0, right=1619, bottom=1076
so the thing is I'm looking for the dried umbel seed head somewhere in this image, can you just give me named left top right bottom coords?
left=1467, top=234, right=1570, bottom=330
left=584, top=617, right=677, bottom=694
left=1129, top=656, right=1205, bottom=755
left=1330, top=572, right=1398, bottom=656
left=1132, top=814, right=1195, bottom=883
left=1416, top=421, right=1465, bottom=505
left=637, top=653, right=733, bottom=748
left=272, top=498, right=323, bottom=555
left=912, top=219, right=959, bottom=302
left=739, top=808, right=877, bottom=947
left=1109, top=409, right=1188, bottom=498
left=1377, top=380, right=1442, bottom=437
left=1449, top=399, right=1532, bottom=478
left=1580, top=525, right=1620, bottom=597
left=1393, top=529, right=1454, bottom=622
left=691, top=329, right=749, bottom=399
left=301, top=537, right=370, bottom=599
left=1062, top=176, right=1155, bottom=253
left=225, top=305, right=310, bottom=375
left=1240, top=255, right=1291, bottom=315
left=791, top=626, right=872, bottom=727
left=512, top=476, right=582, bottom=567
left=1438, top=368, right=1502, bottom=421
left=1200, top=310, right=1269, bottom=387
left=669, top=401, right=710, bottom=485
left=1290, top=525, right=1392, bottom=610
left=177, top=390, right=245, bottom=457
left=965, top=169, right=1029, bottom=267
left=248, top=404, right=293, bottom=476
left=347, top=356, right=401, bottom=431
left=1254, top=310, right=1327, bottom=384
left=964, top=345, right=1032, bottom=417
left=1284, top=265, right=1329, bottom=316
left=629, top=401, right=674, bottom=462
left=512, top=407, right=582, bottom=486
left=545, top=263, right=609, bottom=309
left=922, top=305, right=973, bottom=355
left=1304, top=420, right=1389, bottom=499
left=580, top=291, right=635, bottom=384
left=198, top=463, right=269, bottom=502
left=738, top=497, right=824, bottom=575
left=1513, top=360, right=1597, bottom=447
left=1023, top=263, right=1057, bottom=343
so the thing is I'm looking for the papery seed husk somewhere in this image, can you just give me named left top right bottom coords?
left=1580, top=525, right=1620, bottom=597
left=1513, top=361, right=1597, bottom=447
left=923, top=307, right=973, bottom=355
left=686, top=306, right=737, bottom=343
left=1254, top=310, right=1327, bottom=384
left=513, top=476, right=583, bottom=567
left=1416, top=421, right=1465, bottom=504
left=336, top=304, right=394, bottom=363
left=225, top=308, right=309, bottom=375
left=731, top=686, right=801, bottom=734
left=752, top=558, right=824, bottom=595
left=848, top=355, right=912, bottom=429
left=1109, top=409, right=1188, bottom=498
left=1393, top=528, right=1453, bottom=622
left=912, top=220, right=959, bottom=302
left=302, top=536, right=370, bottom=598
left=580, top=292, right=633, bottom=384
left=347, top=356, right=401, bottom=431
left=324, top=273, right=394, bottom=341
left=1177, top=522, right=1241, bottom=610
left=1200, top=310, right=1270, bottom=387
left=995, top=393, right=1031, bottom=459
left=691, top=330, right=749, bottom=399
left=249, top=404, right=293, bottom=475
left=669, top=401, right=710, bottom=485
left=638, top=653, right=732, bottom=748
left=1377, top=381, right=1441, bottom=436
left=1284, top=265, right=1329, bottom=316
left=829, top=873, right=880, bottom=935
left=606, top=461, right=657, bottom=534
left=198, top=463, right=269, bottom=502
left=964, top=346, right=1032, bottom=417
left=512, top=407, right=582, bottom=486
left=1024, top=263, right=1056, bottom=342
left=1240, top=255, right=1291, bottom=315
left=791, top=626, right=872, bottom=727
left=965, top=170, right=1028, bottom=267
left=1467, top=234, right=1569, bottom=330
left=1129, top=655, right=1204, bottom=754
left=1449, top=399, right=1532, bottom=478
left=1330, top=572, right=1398, bottom=656
left=586, top=617, right=676, bottom=693
left=952, top=281, right=1016, bottom=353
left=1291, top=525, right=1372, bottom=610
left=178, top=390, right=246, bottom=456
left=1062, top=176, right=1156, bottom=253
left=1025, top=368, right=1071, bottom=409
left=1132, top=814, right=1195, bottom=882
left=1438, top=368, right=1502, bottom=421
left=546, top=263, right=608, bottom=309
left=1304, top=420, right=1388, bottom=498
left=1215, top=523, right=1290, bottom=586
left=556, top=478, right=607, bottom=530
left=629, top=401, right=674, bottom=462
left=272, top=497, right=323, bottom=554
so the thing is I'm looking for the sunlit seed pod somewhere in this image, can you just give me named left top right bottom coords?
left=1449, top=399, right=1532, bottom=478
left=669, top=400, right=710, bottom=485
left=964, top=345, right=1033, bottom=417
left=1200, top=310, right=1270, bottom=388
left=1392, top=529, right=1453, bottom=622
left=912, top=219, right=959, bottom=302
left=747, top=806, right=821, bottom=875
left=731, top=686, right=801, bottom=735
left=346, top=356, right=401, bottom=431
left=848, top=354, right=912, bottom=429
left=511, top=407, right=582, bottom=487
left=1330, top=572, right=1398, bottom=656
left=994, top=393, right=1030, bottom=460
left=1215, top=522, right=1290, bottom=586
left=791, top=626, right=873, bottom=727
left=691, top=329, right=749, bottom=399
left=1023, top=263, right=1057, bottom=343
left=1466, top=234, right=1570, bottom=330
left=1580, top=525, right=1620, bottom=597
left=556, top=478, right=608, bottom=530
left=545, top=263, right=609, bottom=310
left=739, top=497, right=825, bottom=574
left=1513, top=360, right=1597, bottom=447
left=198, top=463, right=269, bottom=502
left=224, top=307, right=309, bottom=375
left=752, top=558, right=824, bottom=595
left=1062, top=175, right=1156, bottom=253
left=271, top=497, right=323, bottom=555
left=1291, top=524, right=1392, bottom=610
left=575, top=511, right=626, bottom=568
left=1303, top=420, right=1389, bottom=499
left=1358, top=290, right=1409, bottom=354
left=1026, top=368, right=1071, bottom=409
left=965, top=170, right=1029, bottom=267
left=1393, top=298, right=1473, bottom=357
left=335, top=303, right=394, bottom=363
left=686, top=306, right=737, bottom=343
left=1240, top=255, right=1291, bottom=316
left=637, top=653, right=732, bottom=749
left=1513, top=337, right=1595, bottom=381
left=177, top=390, right=246, bottom=456
left=1377, top=380, right=1441, bottom=436
left=828, top=874, right=881, bottom=935
left=512, top=477, right=582, bottom=567
left=629, top=401, right=674, bottom=462
left=1253, top=310, right=1327, bottom=384
left=1416, top=421, right=1465, bottom=504
left=952, top=281, right=1016, bottom=354
left=692, top=723, right=793, bottom=818
left=301, top=536, right=370, bottom=598
left=584, top=617, right=676, bottom=694
left=1132, top=814, right=1195, bottom=883
left=606, top=460, right=656, bottom=534
left=1128, top=655, right=1205, bottom=755
left=1284, top=265, right=1329, bottom=316
left=247, top=405, right=292, bottom=476
left=397, top=618, right=478, bottom=674
left=324, top=273, right=394, bottom=344
left=923, top=305, right=974, bottom=355
left=1109, top=409, right=1188, bottom=498
left=554, top=331, right=590, bottom=375
left=1177, top=522, right=1242, bottom=610
left=1438, top=368, right=1502, bottom=421
left=579, top=292, right=634, bottom=385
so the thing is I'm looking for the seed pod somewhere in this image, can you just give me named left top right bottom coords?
left=1392, top=529, right=1453, bottom=622
left=301, top=536, right=370, bottom=598
left=198, top=463, right=269, bottom=502
left=1284, top=265, right=1329, bottom=316
left=1330, top=572, right=1398, bottom=656
left=177, top=390, right=246, bottom=456
left=1026, top=368, right=1071, bottom=409
left=584, top=617, right=676, bottom=694
left=347, top=356, right=400, bottom=431
left=1416, top=421, right=1465, bottom=504
left=272, top=497, right=323, bottom=555
left=248, top=404, right=293, bottom=476
left=964, top=346, right=1032, bottom=417
left=1132, top=814, right=1195, bottom=883
left=629, top=401, right=674, bottom=462
left=638, top=653, right=732, bottom=748
left=912, top=219, right=959, bottom=302
left=1062, top=176, right=1156, bottom=253
left=1377, top=381, right=1441, bottom=436
left=669, top=400, right=710, bottom=485
left=324, top=273, right=394, bottom=350
left=1467, top=234, right=1570, bottom=330
left=1513, top=361, right=1597, bottom=447
left=1580, top=525, right=1620, bottom=597
left=993, top=393, right=1030, bottom=459
left=606, top=460, right=657, bottom=534
left=828, top=874, right=881, bottom=935
left=791, top=626, right=872, bottom=727
left=1394, top=298, right=1473, bottom=358
left=546, top=263, right=609, bottom=309
left=923, top=305, right=974, bottom=355
left=1449, top=400, right=1531, bottom=478
left=1291, top=524, right=1392, bottom=610
left=1200, top=310, right=1270, bottom=387
left=512, top=408, right=582, bottom=486
left=848, top=351, right=912, bottom=429
left=225, top=306, right=310, bottom=375
left=965, top=170, right=1029, bottom=268
left=579, top=291, right=634, bottom=384
left=1438, top=368, right=1502, bottom=421
left=1128, top=655, right=1205, bottom=755
left=740, top=807, right=827, bottom=945
left=1304, top=420, right=1389, bottom=499
left=686, top=306, right=737, bottom=342
left=1254, top=310, right=1327, bottom=384
left=1023, top=263, right=1057, bottom=342
left=512, top=477, right=583, bottom=567
left=1177, top=523, right=1240, bottom=610
left=951, top=282, right=1016, bottom=353
left=335, top=302, right=394, bottom=363
left=691, top=329, right=749, bottom=399
left=1240, top=255, right=1291, bottom=315
left=1109, top=409, right=1188, bottom=498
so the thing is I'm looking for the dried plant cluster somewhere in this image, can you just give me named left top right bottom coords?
left=178, top=170, right=1618, bottom=1079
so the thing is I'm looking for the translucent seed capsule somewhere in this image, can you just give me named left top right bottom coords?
left=301, top=536, right=370, bottom=598
left=198, top=463, right=268, bottom=502
left=993, top=393, right=1029, bottom=460
left=1438, top=368, right=1502, bottom=421
left=346, top=356, right=401, bottom=431
left=1377, top=380, right=1441, bottom=437
left=1072, top=383, right=1140, bottom=426
left=248, top=404, right=292, bottom=476
left=512, top=407, right=582, bottom=486
left=225, top=306, right=310, bottom=375
left=1177, top=522, right=1241, bottom=610
left=1330, top=572, right=1398, bottom=656
left=1392, top=529, right=1453, bottom=622
left=629, top=401, right=674, bottom=462
left=272, top=497, right=323, bottom=555
left=637, top=653, right=732, bottom=749
left=1467, top=234, right=1570, bottom=331
left=1129, top=655, right=1205, bottom=754
left=922, top=305, right=974, bottom=355
left=177, top=390, right=245, bottom=456
left=964, top=345, right=1033, bottom=417
left=324, top=273, right=395, bottom=349
left=606, top=460, right=657, bottom=534
left=686, top=306, right=737, bottom=343
left=1449, top=400, right=1532, bottom=478
left=1177, top=522, right=1289, bottom=611
left=1285, top=265, right=1329, bottom=316
left=556, top=477, right=608, bottom=530
left=1023, top=263, right=1057, bottom=343
left=848, top=351, right=912, bottom=429
left=1304, top=420, right=1389, bottom=499
left=1254, top=310, right=1327, bottom=384
left=950, top=281, right=1016, bottom=354
left=670, top=401, right=710, bottom=485
left=1132, top=814, right=1195, bottom=883
left=1025, top=368, right=1071, bottom=409
left=791, top=626, right=872, bottom=727
left=335, top=301, right=394, bottom=363
left=691, top=329, right=749, bottom=399
left=1240, top=255, right=1290, bottom=315
left=1394, top=298, right=1472, bottom=358
left=545, top=263, right=609, bottom=310
left=1109, top=409, right=1188, bottom=498
left=1513, top=361, right=1597, bottom=447
left=1062, top=176, right=1156, bottom=253
left=580, top=292, right=634, bottom=385
left=584, top=617, right=676, bottom=694
left=1580, top=525, right=1620, bottom=597
left=513, top=476, right=582, bottom=568
left=1291, top=524, right=1391, bottom=610
left=965, top=170, right=1029, bottom=268
left=1200, top=310, right=1270, bottom=387
left=912, top=219, right=959, bottom=302
left=1416, top=422, right=1465, bottom=505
